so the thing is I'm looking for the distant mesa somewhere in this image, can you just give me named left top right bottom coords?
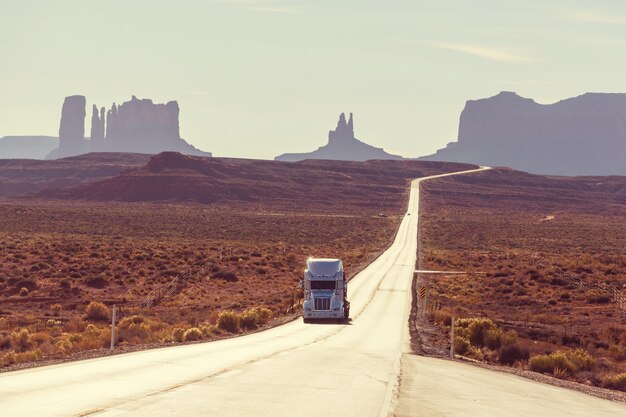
left=420, top=91, right=626, bottom=176
left=275, top=113, right=402, bottom=162
left=45, top=95, right=211, bottom=160
left=0, top=136, right=58, bottom=160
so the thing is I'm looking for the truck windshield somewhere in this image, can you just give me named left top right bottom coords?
left=310, top=281, right=336, bottom=290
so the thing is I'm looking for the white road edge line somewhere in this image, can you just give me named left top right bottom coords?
left=381, top=166, right=491, bottom=417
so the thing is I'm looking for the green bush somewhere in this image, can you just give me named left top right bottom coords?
left=454, top=336, right=470, bottom=355
left=85, top=301, right=110, bottom=321
left=528, top=348, right=594, bottom=376
left=483, top=329, right=502, bottom=350
left=183, top=327, right=203, bottom=342
left=529, top=352, right=574, bottom=375
left=217, top=311, right=240, bottom=333
left=467, top=318, right=498, bottom=347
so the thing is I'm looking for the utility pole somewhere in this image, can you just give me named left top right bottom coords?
left=450, top=317, right=455, bottom=359
left=110, top=305, right=117, bottom=351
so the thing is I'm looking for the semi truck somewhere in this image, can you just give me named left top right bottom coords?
left=301, top=258, right=350, bottom=323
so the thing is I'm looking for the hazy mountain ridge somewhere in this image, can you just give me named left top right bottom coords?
left=0, top=136, right=58, bottom=159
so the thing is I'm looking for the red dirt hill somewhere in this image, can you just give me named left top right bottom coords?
left=37, top=152, right=476, bottom=211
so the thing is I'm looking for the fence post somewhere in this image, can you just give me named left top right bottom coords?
left=110, top=305, right=117, bottom=351
left=450, top=317, right=455, bottom=359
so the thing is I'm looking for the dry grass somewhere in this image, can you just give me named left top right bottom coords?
left=420, top=168, right=626, bottom=390
left=0, top=156, right=473, bottom=369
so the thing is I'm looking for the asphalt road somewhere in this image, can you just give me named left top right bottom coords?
left=2, top=167, right=625, bottom=417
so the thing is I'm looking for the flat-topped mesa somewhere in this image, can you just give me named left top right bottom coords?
left=420, top=91, right=626, bottom=175
left=328, top=112, right=355, bottom=144
left=57, top=95, right=87, bottom=158
left=104, top=96, right=181, bottom=153
left=46, top=95, right=211, bottom=159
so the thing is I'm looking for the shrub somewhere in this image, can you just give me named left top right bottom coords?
left=85, top=301, right=110, bottom=321
left=483, top=329, right=502, bottom=350
left=10, top=328, right=33, bottom=353
left=588, top=295, right=611, bottom=304
left=567, top=348, right=595, bottom=371
left=253, top=307, right=272, bottom=325
left=603, top=373, right=626, bottom=391
left=608, top=344, right=626, bottom=361
left=50, top=304, right=63, bottom=316
left=183, top=327, right=203, bottom=342
left=529, top=352, right=574, bottom=375
left=240, top=310, right=258, bottom=330
left=498, top=343, right=529, bottom=365
left=201, top=325, right=221, bottom=337
left=64, top=318, right=87, bottom=333
left=217, top=311, right=240, bottom=333
left=55, top=338, right=73, bottom=354
left=117, top=315, right=149, bottom=342
left=240, top=307, right=273, bottom=330
left=528, top=348, right=594, bottom=376
left=85, top=275, right=108, bottom=289
left=212, top=270, right=238, bottom=282
left=1, top=348, right=42, bottom=366
left=431, top=309, right=453, bottom=326
left=172, top=327, right=185, bottom=343
left=0, top=333, right=10, bottom=350
left=454, top=336, right=470, bottom=355
left=500, top=330, right=518, bottom=346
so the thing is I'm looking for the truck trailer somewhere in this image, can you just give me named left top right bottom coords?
left=301, top=258, right=350, bottom=322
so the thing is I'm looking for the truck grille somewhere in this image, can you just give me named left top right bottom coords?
left=314, top=297, right=331, bottom=311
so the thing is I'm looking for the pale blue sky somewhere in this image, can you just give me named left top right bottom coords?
left=1, top=0, right=625, bottom=158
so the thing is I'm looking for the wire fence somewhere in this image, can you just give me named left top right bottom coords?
left=556, top=267, right=626, bottom=316
left=142, top=261, right=214, bottom=309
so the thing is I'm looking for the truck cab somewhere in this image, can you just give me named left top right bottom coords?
left=301, top=258, right=350, bottom=323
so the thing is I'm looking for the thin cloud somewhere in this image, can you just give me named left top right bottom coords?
left=206, top=0, right=301, bottom=14
left=570, top=11, right=626, bottom=24
left=433, top=43, right=534, bottom=63
left=242, top=6, right=300, bottom=14
left=180, top=91, right=212, bottom=96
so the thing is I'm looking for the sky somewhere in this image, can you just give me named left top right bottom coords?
left=1, top=0, right=626, bottom=159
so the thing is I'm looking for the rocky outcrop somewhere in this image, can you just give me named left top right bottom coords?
left=105, top=96, right=185, bottom=154
left=54, top=95, right=87, bottom=159
left=420, top=91, right=626, bottom=176
left=275, top=113, right=402, bottom=162
left=90, top=105, right=106, bottom=151
left=46, top=95, right=211, bottom=159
